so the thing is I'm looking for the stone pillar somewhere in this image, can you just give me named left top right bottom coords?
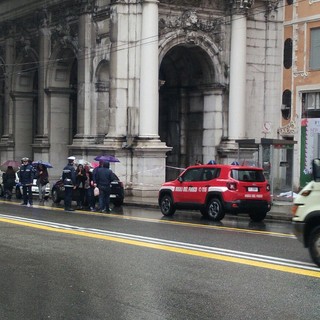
left=34, top=13, right=51, bottom=153
left=217, top=1, right=254, bottom=163
left=139, top=0, right=159, bottom=138
left=2, top=35, right=15, bottom=143
left=202, top=88, right=224, bottom=164
left=47, top=89, right=73, bottom=178
left=106, top=0, right=134, bottom=146
left=130, top=0, right=172, bottom=198
left=180, top=88, right=188, bottom=168
left=74, top=2, right=94, bottom=144
left=228, top=3, right=251, bottom=140
left=12, top=94, right=34, bottom=160
left=0, top=31, right=15, bottom=161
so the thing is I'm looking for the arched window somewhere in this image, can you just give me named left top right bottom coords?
left=95, top=61, right=110, bottom=92
left=283, top=38, right=293, bottom=69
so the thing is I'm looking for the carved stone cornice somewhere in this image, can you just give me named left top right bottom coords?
left=15, top=20, right=38, bottom=58
left=263, top=0, right=280, bottom=16
left=77, top=0, right=96, bottom=14
left=16, top=33, right=37, bottom=58
left=93, top=7, right=110, bottom=21
left=51, top=20, right=78, bottom=50
left=10, top=91, right=37, bottom=99
left=159, top=10, right=223, bottom=35
left=277, top=117, right=297, bottom=136
left=160, top=0, right=202, bottom=6
left=229, top=0, right=254, bottom=14
left=44, top=87, right=74, bottom=95
left=34, top=8, right=49, bottom=28
left=0, top=21, right=16, bottom=39
left=266, top=0, right=280, bottom=10
left=95, top=81, right=110, bottom=92
left=110, top=0, right=129, bottom=4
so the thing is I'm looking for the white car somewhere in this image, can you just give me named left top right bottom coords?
left=15, top=171, right=51, bottom=200
left=0, top=170, right=3, bottom=197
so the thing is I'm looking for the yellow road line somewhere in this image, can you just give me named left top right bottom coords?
left=0, top=217, right=319, bottom=278
left=0, top=199, right=293, bottom=238
left=115, top=215, right=293, bottom=238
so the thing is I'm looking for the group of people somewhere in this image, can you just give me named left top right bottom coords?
left=2, top=156, right=116, bottom=212
left=2, top=157, right=49, bottom=206
left=62, top=156, right=115, bottom=213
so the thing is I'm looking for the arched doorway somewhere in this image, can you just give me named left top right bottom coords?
left=159, top=44, right=218, bottom=181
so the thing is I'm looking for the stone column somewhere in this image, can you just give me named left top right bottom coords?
left=139, top=0, right=159, bottom=138
left=180, top=88, right=188, bottom=168
left=12, top=94, right=34, bottom=160
left=228, top=1, right=253, bottom=140
left=106, top=0, right=133, bottom=146
left=34, top=11, right=50, bottom=148
left=47, top=89, right=73, bottom=178
left=202, top=87, right=224, bottom=164
left=131, top=0, right=171, bottom=198
left=2, top=34, right=15, bottom=143
left=74, top=1, right=94, bottom=144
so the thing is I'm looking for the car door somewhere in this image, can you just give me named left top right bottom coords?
left=196, top=168, right=218, bottom=203
left=176, top=167, right=204, bottom=204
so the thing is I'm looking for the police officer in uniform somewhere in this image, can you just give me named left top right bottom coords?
left=62, top=156, right=76, bottom=211
left=18, top=157, right=34, bottom=207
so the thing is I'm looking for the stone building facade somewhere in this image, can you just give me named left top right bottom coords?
left=0, top=0, right=283, bottom=196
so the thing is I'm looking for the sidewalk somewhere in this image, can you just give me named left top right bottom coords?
left=124, top=196, right=293, bottom=222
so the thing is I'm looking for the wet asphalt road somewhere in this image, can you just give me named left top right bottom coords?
left=0, top=200, right=319, bottom=320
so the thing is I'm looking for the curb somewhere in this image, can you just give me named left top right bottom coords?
left=124, top=199, right=293, bottom=222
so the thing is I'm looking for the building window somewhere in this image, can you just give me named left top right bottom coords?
left=302, top=92, right=320, bottom=118
left=286, top=0, right=293, bottom=5
left=304, top=92, right=320, bottom=110
left=283, top=38, right=293, bottom=69
left=310, top=28, right=320, bottom=70
left=282, top=90, right=291, bottom=120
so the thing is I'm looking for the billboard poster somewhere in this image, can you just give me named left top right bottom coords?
left=300, top=118, right=320, bottom=187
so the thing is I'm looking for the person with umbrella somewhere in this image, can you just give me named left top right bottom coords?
left=18, top=157, right=34, bottom=207
left=35, top=163, right=49, bottom=205
left=2, top=166, right=16, bottom=200
left=93, top=161, right=115, bottom=213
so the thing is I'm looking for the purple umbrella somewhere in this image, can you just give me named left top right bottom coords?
left=94, top=155, right=120, bottom=162
left=32, top=160, right=53, bottom=168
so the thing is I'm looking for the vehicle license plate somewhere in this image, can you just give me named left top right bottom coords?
left=248, top=187, right=258, bottom=192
